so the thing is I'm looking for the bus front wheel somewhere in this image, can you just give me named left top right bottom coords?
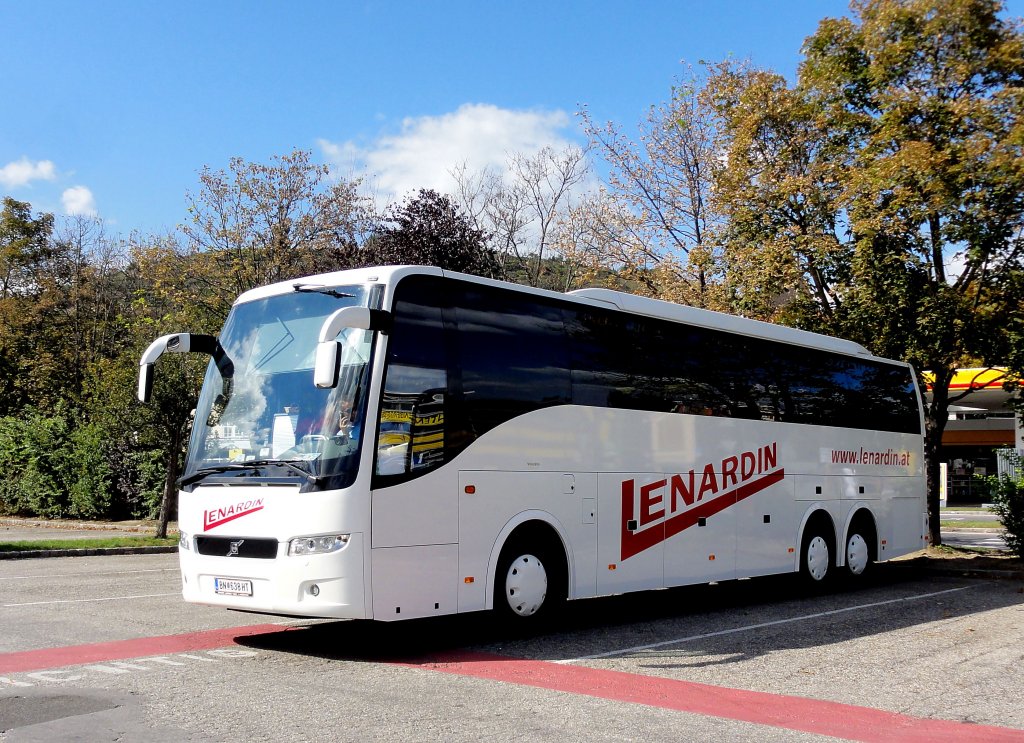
left=494, top=532, right=566, bottom=627
left=800, top=523, right=834, bottom=586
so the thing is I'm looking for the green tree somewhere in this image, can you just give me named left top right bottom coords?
left=985, top=452, right=1024, bottom=557
left=181, top=149, right=373, bottom=321
left=0, top=196, right=53, bottom=300
left=801, top=0, right=1024, bottom=544
left=712, top=0, right=1024, bottom=544
left=110, top=242, right=210, bottom=536
left=579, top=67, right=726, bottom=306
left=0, top=198, right=55, bottom=414
left=708, top=62, right=853, bottom=325
left=371, top=189, right=500, bottom=277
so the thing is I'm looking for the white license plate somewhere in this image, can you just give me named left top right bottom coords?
left=214, top=578, right=253, bottom=596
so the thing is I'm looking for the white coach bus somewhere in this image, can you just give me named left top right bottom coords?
left=138, top=265, right=926, bottom=624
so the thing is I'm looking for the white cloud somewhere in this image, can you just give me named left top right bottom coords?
left=0, top=157, right=57, bottom=189
left=61, top=186, right=97, bottom=216
left=319, top=103, right=580, bottom=204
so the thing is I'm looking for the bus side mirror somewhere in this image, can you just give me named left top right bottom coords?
left=314, top=307, right=390, bottom=389
left=314, top=341, right=341, bottom=389
left=138, top=363, right=155, bottom=404
left=138, top=333, right=222, bottom=402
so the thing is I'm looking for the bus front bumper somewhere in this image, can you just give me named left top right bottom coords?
left=178, top=532, right=367, bottom=619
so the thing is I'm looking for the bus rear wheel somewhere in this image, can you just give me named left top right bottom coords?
left=494, top=532, right=566, bottom=628
left=844, top=518, right=876, bottom=579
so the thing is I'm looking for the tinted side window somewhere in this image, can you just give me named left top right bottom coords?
left=760, top=343, right=920, bottom=434
left=568, top=309, right=634, bottom=408
left=453, top=285, right=571, bottom=439
left=569, top=309, right=753, bottom=418
left=838, top=358, right=920, bottom=434
left=376, top=277, right=449, bottom=479
left=568, top=304, right=919, bottom=434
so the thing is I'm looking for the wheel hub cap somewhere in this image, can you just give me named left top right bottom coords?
left=504, top=554, right=548, bottom=616
left=806, top=536, right=829, bottom=581
left=847, top=533, right=869, bottom=575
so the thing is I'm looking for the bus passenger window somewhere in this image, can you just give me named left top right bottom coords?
left=376, top=276, right=450, bottom=479
left=377, top=365, right=446, bottom=477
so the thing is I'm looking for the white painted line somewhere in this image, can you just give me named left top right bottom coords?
left=557, top=585, right=977, bottom=663
left=3, top=593, right=179, bottom=607
left=0, top=568, right=178, bottom=581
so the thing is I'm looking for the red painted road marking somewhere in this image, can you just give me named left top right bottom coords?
left=2, top=627, right=1022, bottom=742
left=0, top=624, right=282, bottom=675
left=404, top=650, right=1024, bottom=743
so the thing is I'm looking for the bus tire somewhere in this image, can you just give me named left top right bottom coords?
left=843, top=515, right=876, bottom=580
left=800, top=519, right=834, bottom=587
left=494, top=530, right=566, bottom=629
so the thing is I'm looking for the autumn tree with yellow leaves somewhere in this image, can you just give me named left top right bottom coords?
left=712, top=0, right=1024, bottom=543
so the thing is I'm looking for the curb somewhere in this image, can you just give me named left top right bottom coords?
left=888, top=563, right=1024, bottom=580
left=0, top=546, right=179, bottom=560
left=887, top=555, right=1024, bottom=580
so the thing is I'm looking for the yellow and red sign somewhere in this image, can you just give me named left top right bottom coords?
left=923, top=367, right=1012, bottom=391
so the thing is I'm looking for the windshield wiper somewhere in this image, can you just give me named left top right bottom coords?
left=179, top=459, right=319, bottom=488
left=292, top=283, right=355, bottom=299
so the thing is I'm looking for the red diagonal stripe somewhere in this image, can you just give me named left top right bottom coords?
left=0, top=624, right=283, bottom=674
left=404, top=650, right=1024, bottom=743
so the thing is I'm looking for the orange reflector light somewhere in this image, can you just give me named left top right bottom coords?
left=464, top=485, right=476, bottom=494
left=788, top=547, right=795, bottom=553
left=608, top=564, right=616, bottom=570
left=708, top=554, right=716, bottom=561
left=464, top=577, right=474, bottom=584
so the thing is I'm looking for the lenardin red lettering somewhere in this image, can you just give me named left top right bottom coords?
left=620, top=442, right=783, bottom=561
left=203, top=498, right=265, bottom=530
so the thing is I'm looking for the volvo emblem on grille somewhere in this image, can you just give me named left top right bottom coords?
left=227, top=539, right=245, bottom=557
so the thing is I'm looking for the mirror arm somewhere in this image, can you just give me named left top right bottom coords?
left=137, top=333, right=232, bottom=403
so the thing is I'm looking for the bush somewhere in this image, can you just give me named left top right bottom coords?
left=0, top=411, right=70, bottom=517
left=0, top=416, right=30, bottom=515
left=986, top=454, right=1024, bottom=559
left=106, top=444, right=165, bottom=520
left=0, top=409, right=156, bottom=521
left=66, top=422, right=113, bottom=519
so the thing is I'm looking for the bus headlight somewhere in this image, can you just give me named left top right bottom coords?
left=288, top=534, right=350, bottom=556
left=178, top=531, right=191, bottom=551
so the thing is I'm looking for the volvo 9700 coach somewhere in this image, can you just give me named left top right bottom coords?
left=139, top=265, right=926, bottom=624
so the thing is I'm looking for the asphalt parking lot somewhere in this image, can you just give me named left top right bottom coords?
left=1, top=552, right=1022, bottom=742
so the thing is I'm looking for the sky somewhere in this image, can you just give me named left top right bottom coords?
left=2, top=1, right=1021, bottom=237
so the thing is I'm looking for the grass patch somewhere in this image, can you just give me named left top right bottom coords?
left=928, top=543, right=995, bottom=556
left=925, top=544, right=1021, bottom=564
left=0, top=536, right=178, bottom=552
left=940, top=520, right=1002, bottom=529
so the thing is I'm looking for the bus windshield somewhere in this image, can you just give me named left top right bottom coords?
left=183, top=285, right=373, bottom=490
